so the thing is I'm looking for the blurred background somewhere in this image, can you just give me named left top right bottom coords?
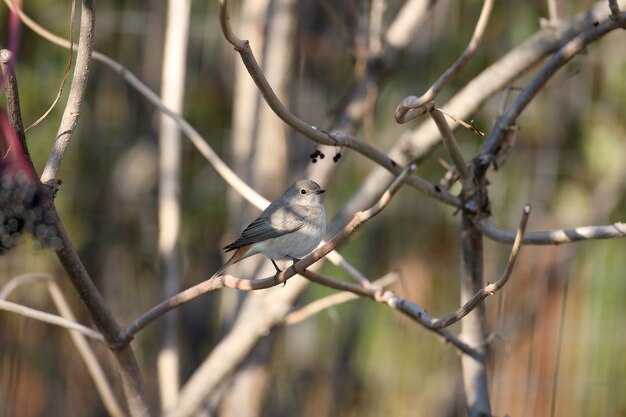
left=1, top=0, right=625, bottom=416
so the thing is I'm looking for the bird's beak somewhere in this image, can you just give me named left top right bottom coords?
left=316, top=189, right=325, bottom=195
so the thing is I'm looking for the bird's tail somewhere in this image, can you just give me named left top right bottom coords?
left=209, top=245, right=251, bottom=280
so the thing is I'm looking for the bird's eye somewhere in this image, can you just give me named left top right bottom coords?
left=300, top=189, right=307, bottom=194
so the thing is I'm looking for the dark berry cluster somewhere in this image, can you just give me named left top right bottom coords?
left=0, top=172, right=59, bottom=254
left=309, top=148, right=343, bottom=164
left=309, top=149, right=325, bottom=163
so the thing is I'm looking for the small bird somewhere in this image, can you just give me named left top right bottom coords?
left=212, top=179, right=326, bottom=278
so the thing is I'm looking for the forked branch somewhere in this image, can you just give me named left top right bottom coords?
left=124, top=163, right=417, bottom=340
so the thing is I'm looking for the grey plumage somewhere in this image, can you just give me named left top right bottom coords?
left=213, top=179, right=326, bottom=277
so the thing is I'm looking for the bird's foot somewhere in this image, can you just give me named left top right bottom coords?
left=270, top=259, right=288, bottom=286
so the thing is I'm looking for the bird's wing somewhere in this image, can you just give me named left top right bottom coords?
left=223, top=204, right=309, bottom=251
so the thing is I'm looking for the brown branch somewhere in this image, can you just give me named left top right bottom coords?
left=394, top=0, right=494, bottom=123
left=124, top=163, right=417, bottom=340
left=376, top=291, right=484, bottom=361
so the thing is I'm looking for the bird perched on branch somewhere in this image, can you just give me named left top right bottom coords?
left=212, top=179, right=326, bottom=278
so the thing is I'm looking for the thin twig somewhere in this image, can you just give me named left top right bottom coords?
left=0, top=49, right=32, bottom=167
left=124, top=163, right=417, bottom=340
left=330, top=1, right=626, bottom=233
left=430, top=107, right=471, bottom=181
left=431, top=205, right=530, bottom=328
left=293, top=206, right=531, bottom=352
left=47, top=280, right=126, bottom=417
left=5, top=0, right=460, bottom=210
left=394, top=0, right=494, bottom=123
left=40, top=0, right=95, bottom=186
left=376, top=292, right=483, bottom=361
left=217, top=0, right=461, bottom=209
left=0, top=298, right=104, bottom=340
left=25, top=0, right=77, bottom=132
left=300, top=269, right=482, bottom=359
left=0, top=273, right=124, bottom=416
left=0, top=273, right=52, bottom=300
left=479, top=9, right=626, bottom=158
left=325, top=250, right=373, bottom=287
left=3, top=0, right=394, bottom=327
left=284, top=273, right=397, bottom=325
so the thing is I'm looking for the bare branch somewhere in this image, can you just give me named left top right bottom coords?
left=477, top=218, right=626, bottom=245
left=217, top=0, right=461, bottom=209
left=0, top=272, right=125, bottom=417
left=284, top=272, right=397, bottom=326
left=1, top=16, right=150, bottom=411
left=289, top=207, right=529, bottom=361
left=0, top=298, right=104, bottom=340
left=46, top=280, right=126, bottom=417
left=329, top=2, right=626, bottom=235
left=52, top=213, right=151, bottom=417
left=431, top=205, right=530, bottom=328
left=395, top=0, right=494, bottom=123
left=480, top=9, right=626, bottom=158
left=5, top=0, right=398, bottom=325
left=0, top=49, right=31, bottom=167
left=325, top=250, right=373, bottom=288
left=376, top=292, right=484, bottom=361
left=24, top=0, right=76, bottom=132
left=293, top=266, right=484, bottom=360
left=430, top=107, right=471, bottom=181
left=0, top=272, right=52, bottom=300
left=609, top=0, right=623, bottom=21
left=40, top=0, right=95, bottom=187
left=124, top=163, right=417, bottom=340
